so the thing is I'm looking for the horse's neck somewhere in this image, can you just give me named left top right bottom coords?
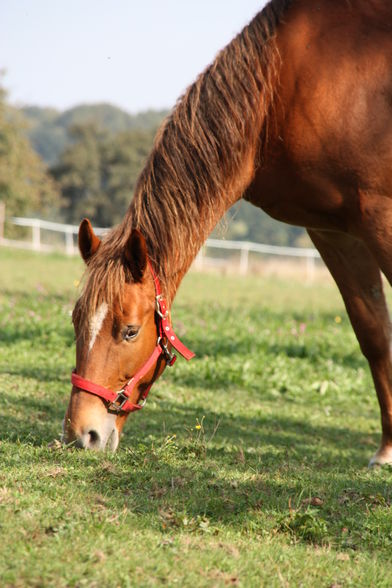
left=129, top=4, right=285, bottom=300
left=128, top=146, right=259, bottom=303
left=165, top=168, right=254, bottom=302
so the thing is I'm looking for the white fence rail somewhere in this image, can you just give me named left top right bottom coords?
left=9, top=217, right=107, bottom=255
left=1, top=216, right=322, bottom=278
left=199, top=237, right=320, bottom=277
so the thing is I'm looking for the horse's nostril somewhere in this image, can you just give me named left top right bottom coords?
left=74, top=429, right=101, bottom=449
left=73, top=427, right=111, bottom=450
left=88, top=430, right=100, bottom=446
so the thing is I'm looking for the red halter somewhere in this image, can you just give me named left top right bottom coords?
left=71, top=260, right=195, bottom=413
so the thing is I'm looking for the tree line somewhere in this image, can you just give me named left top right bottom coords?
left=0, top=81, right=307, bottom=246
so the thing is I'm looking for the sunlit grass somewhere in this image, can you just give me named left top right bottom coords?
left=1, top=247, right=391, bottom=587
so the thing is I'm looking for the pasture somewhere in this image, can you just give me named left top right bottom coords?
left=1, top=247, right=392, bottom=587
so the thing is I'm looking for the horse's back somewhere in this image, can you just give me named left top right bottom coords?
left=247, top=0, right=392, bottom=232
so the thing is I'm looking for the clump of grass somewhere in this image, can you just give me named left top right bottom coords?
left=277, top=506, right=329, bottom=545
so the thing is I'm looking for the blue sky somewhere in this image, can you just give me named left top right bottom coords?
left=1, top=0, right=267, bottom=113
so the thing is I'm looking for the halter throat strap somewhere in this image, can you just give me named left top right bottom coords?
left=71, top=260, right=195, bottom=413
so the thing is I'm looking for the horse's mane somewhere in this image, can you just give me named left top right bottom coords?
left=78, top=0, right=292, bottom=320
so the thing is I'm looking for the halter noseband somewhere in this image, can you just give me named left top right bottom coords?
left=71, top=260, right=195, bottom=413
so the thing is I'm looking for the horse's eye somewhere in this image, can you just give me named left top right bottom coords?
left=123, top=325, right=140, bottom=342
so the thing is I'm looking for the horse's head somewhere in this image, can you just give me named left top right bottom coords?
left=63, top=219, right=168, bottom=450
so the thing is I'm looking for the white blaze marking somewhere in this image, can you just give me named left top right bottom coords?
left=89, top=302, right=108, bottom=351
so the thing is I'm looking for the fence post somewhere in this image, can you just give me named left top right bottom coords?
left=194, top=247, right=204, bottom=270
left=239, top=244, right=249, bottom=275
left=0, top=202, right=5, bottom=242
left=65, top=229, right=74, bottom=255
left=32, top=220, right=41, bottom=251
left=306, top=254, right=315, bottom=283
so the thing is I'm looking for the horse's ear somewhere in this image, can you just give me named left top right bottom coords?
left=78, top=218, right=101, bottom=263
left=124, top=229, right=147, bottom=282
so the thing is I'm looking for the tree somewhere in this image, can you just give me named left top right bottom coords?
left=22, top=103, right=168, bottom=167
left=0, top=81, right=59, bottom=218
left=215, top=200, right=307, bottom=247
left=51, top=124, right=154, bottom=226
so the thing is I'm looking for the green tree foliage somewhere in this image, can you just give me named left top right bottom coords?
left=22, top=103, right=168, bottom=167
left=0, top=85, right=59, bottom=218
left=56, top=104, right=167, bottom=133
left=22, top=106, right=68, bottom=167
left=52, top=124, right=154, bottom=226
left=217, top=200, right=307, bottom=247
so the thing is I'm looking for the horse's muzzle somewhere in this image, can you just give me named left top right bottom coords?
left=63, top=415, right=119, bottom=451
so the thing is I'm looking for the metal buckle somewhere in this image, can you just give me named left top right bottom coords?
left=159, top=337, right=177, bottom=367
left=108, top=391, right=129, bottom=413
left=138, top=396, right=147, bottom=408
left=155, top=295, right=169, bottom=319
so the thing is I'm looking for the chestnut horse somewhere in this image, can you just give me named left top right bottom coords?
left=64, top=0, right=392, bottom=465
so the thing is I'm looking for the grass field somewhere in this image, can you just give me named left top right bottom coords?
left=1, top=247, right=392, bottom=587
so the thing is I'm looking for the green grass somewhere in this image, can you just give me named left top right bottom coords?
left=1, top=247, right=392, bottom=587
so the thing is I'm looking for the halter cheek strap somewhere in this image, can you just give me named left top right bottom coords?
left=71, top=345, right=162, bottom=413
left=152, top=263, right=194, bottom=361
left=71, top=260, right=195, bottom=413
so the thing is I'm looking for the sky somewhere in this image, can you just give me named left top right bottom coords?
left=1, top=0, right=267, bottom=114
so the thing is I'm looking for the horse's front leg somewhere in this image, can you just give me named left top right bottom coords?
left=308, top=229, right=392, bottom=466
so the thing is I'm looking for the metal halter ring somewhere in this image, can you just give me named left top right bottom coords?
left=155, top=295, right=169, bottom=319
left=158, top=336, right=177, bottom=366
